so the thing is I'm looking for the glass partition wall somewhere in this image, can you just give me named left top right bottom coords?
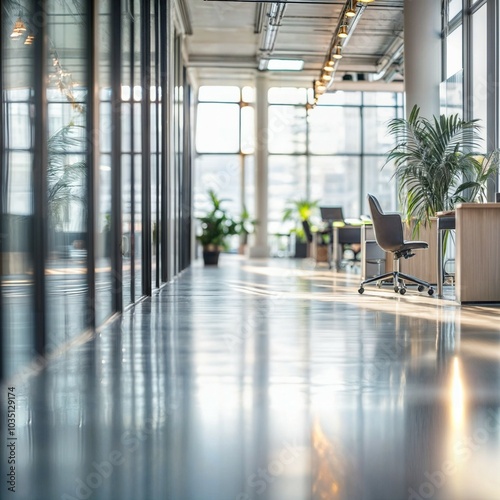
left=0, top=0, right=192, bottom=380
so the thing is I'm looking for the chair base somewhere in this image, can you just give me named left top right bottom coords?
left=358, top=270, right=434, bottom=296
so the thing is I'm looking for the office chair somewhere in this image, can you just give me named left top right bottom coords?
left=358, top=194, right=434, bottom=296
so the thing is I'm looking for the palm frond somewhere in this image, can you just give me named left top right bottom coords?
left=385, top=104, right=499, bottom=231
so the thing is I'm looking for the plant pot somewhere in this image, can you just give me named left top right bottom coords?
left=294, top=241, right=308, bottom=258
left=203, top=249, right=220, bottom=266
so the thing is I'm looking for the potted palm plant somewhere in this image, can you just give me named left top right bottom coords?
left=197, top=190, right=238, bottom=265
left=386, top=105, right=499, bottom=235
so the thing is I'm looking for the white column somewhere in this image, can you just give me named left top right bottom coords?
left=249, top=74, right=270, bottom=258
left=404, top=0, right=442, bottom=119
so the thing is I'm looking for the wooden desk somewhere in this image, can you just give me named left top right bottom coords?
left=456, top=203, right=500, bottom=303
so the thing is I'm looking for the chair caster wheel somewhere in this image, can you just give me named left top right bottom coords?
left=394, top=286, right=399, bottom=293
left=418, top=285, right=425, bottom=292
left=399, top=287, right=406, bottom=295
left=428, top=288, right=434, bottom=296
left=358, top=287, right=364, bottom=294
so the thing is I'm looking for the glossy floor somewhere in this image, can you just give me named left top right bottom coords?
left=2, top=257, right=500, bottom=500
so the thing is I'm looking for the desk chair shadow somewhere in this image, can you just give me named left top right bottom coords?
left=358, top=194, right=434, bottom=296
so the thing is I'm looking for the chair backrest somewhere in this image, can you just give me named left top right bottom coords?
left=367, top=194, right=405, bottom=252
left=320, top=206, right=344, bottom=223
left=301, top=219, right=313, bottom=243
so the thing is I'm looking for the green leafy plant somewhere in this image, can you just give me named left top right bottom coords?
left=282, top=198, right=320, bottom=242
left=197, top=190, right=238, bottom=250
left=386, top=105, right=499, bottom=234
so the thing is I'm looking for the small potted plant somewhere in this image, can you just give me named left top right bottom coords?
left=282, top=198, right=320, bottom=258
left=197, top=190, right=238, bottom=266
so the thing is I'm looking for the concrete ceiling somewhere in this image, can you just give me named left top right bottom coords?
left=184, top=0, right=405, bottom=89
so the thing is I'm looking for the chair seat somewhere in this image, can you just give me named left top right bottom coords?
left=399, top=240, right=428, bottom=252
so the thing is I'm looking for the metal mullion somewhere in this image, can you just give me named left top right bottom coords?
left=160, top=0, right=169, bottom=283
left=141, top=0, right=152, bottom=296
left=182, top=69, right=191, bottom=270
left=129, top=6, right=136, bottom=303
left=111, top=0, right=123, bottom=313
left=86, top=0, right=98, bottom=329
left=33, top=0, right=48, bottom=356
left=359, top=101, right=364, bottom=214
left=155, top=0, right=161, bottom=288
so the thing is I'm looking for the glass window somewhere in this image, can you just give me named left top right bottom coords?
left=471, top=4, right=488, bottom=150
left=317, top=91, right=362, bottom=106
left=268, top=156, right=307, bottom=233
left=242, top=86, right=255, bottom=103
left=448, top=0, right=462, bottom=22
left=363, top=107, right=398, bottom=154
left=46, top=0, right=89, bottom=349
left=198, top=86, right=240, bottom=102
left=446, top=26, right=462, bottom=79
left=268, top=87, right=307, bottom=105
left=194, top=155, right=241, bottom=218
left=196, top=103, right=240, bottom=153
left=363, top=93, right=397, bottom=106
left=362, top=156, right=396, bottom=214
left=95, top=0, right=114, bottom=324
left=309, top=156, right=361, bottom=218
left=241, top=105, right=255, bottom=154
left=309, top=105, right=361, bottom=154
left=268, top=105, right=306, bottom=154
left=1, top=8, right=36, bottom=377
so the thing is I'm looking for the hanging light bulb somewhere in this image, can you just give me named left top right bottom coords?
left=333, top=46, right=343, bottom=60
left=346, top=0, right=357, bottom=17
left=338, top=24, right=348, bottom=38
left=10, top=17, right=27, bottom=39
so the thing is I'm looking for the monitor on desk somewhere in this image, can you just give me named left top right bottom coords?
left=320, top=206, right=344, bottom=223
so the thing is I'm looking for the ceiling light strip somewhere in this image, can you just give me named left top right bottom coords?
left=314, top=0, right=368, bottom=102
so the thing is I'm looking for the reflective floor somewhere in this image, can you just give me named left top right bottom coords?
left=2, top=256, right=500, bottom=500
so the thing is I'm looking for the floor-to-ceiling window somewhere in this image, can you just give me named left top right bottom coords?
left=470, top=2, right=487, bottom=150
left=96, top=0, right=114, bottom=324
left=195, top=86, right=401, bottom=247
left=194, top=85, right=255, bottom=251
left=0, top=0, right=36, bottom=375
left=267, top=88, right=402, bottom=234
left=443, top=0, right=499, bottom=192
left=45, top=0, right=89, bottom=349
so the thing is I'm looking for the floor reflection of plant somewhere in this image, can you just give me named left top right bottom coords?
left=47, top=123, right=87, bottom=231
